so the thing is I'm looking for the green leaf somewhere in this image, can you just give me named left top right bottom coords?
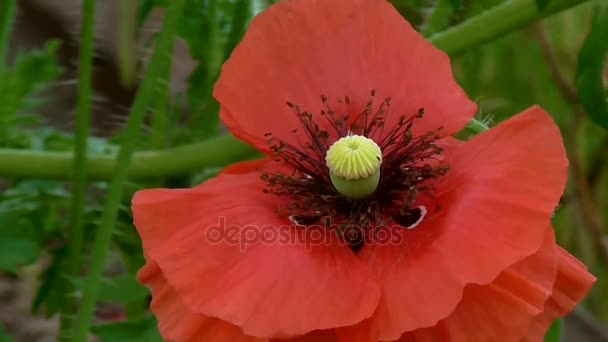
left=0, top=40, right=61, bottom=115
left=576, top=1, right=608, bottom=129
left=0, top=323, right=15, bottom=342
left=0, top=40, right=61, bottom=147
left=0, top=212, right=41, bottom=272
left=0, top=325, right=14, bottom=342
left=32, top=246, right=69, bottom=317
left=73, top=274, right=149, bottom=305
left=545, top=319, right=562, bottom=342
left=91, top=316, right=163, bottom=342
left=536, top=0, right=552, bottom=11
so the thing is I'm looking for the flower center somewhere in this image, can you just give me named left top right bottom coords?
left=325, top=135, right=382, bottom=198
left=261, top=90, right=448, bottom=253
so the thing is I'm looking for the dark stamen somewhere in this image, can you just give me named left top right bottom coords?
left=262, top=90, right=447, bottom=253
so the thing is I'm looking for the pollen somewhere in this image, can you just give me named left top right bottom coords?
left=326, top=135, right=382, bottom=198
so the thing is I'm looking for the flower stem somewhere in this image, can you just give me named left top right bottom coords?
left=149, top=52, right=171, bottom=149
left=0, top=0, right=591, bottom=180
left=224, top=0, right=252, bottom=58
left=207, top=0, right=221, bottom=76
left=0, top=0, right=16, bottom=73
left=118, top=0, right=137, bottom=87
left=71, top=0, right=186, bottom=340
left=0, top=134, right=255, bottom=180
left=429, top=0, right=588, bottom=56
left=60, top=0, right=96, bottom=339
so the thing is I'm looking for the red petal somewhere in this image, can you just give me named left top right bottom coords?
left=214, top=0, right=476, bottom=152
left=272, top=330, right=339, bottom=342
left=341, top=106, right=568, bottom=340
left=398, top=227, right=557, bottom=342
left=522, top=246, right=596, bottom=341
left=221, top=159, right=270, bottom=175
left=132, top=170, right=380, bottom=338
left=433, top=106, right=567, bottom=285
left=138, top=260, right=266, bottom=342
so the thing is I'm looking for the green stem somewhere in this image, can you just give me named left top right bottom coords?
left=60, top=0, right=96, bottom=339
left=149, top=54, right=170, bottom=149
left=71, top=0, right=186, bottom=340
left=0, top=0, right=16, bottom=73
left=118, top=0, right=137, bottom=87
left=224, top=0, right=252, bottom=58
left=0, top=134, right=254, bottom=180
left=206, top=0, right=221, bottom=78
left=0, top=0, right=591, bottom=180
left=429, top=0, right=588, bottom=55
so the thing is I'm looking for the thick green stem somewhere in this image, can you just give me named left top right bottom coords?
left=60, top=0, right=96, bottom=339
left=0, top=0, right=591, bottom=180
left=0, top=134, right=254, bottom=180
left=0, top=0, right=16, bottom=73
left=71, top=0, right=186, bottom=340
left=429, top=0, right=588, bottom=55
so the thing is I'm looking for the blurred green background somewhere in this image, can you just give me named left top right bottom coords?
left=0, top=0, right=606, bottom=341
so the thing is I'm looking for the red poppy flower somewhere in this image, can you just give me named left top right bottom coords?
left=132, top=0, right=596, bottom=341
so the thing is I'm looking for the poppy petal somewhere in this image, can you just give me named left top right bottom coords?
left=522, top=246, right=596, bottom=341
left=397, top=227, right=557, bottom=342
left=221, top=158, right=270, bottom=175
left=346, top=106, right=568, bottom=339
left=214, top=0, right=477, bottom=152
left=271, top=330, right=339, bottom=342
left=138, top=260, right=266, bottom=342
left=132, top=169, right=381, bottom=338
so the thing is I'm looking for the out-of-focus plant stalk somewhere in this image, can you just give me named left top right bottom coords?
left=224, top=0, right=252, bottom=58
left=149, top=55, right=171, bottom=149
left=428, top=0, right=589, bottom=55
left=0, top=0, right=16, bottom=73
left=0, top=0, right=592, bottom=181
left=61, top=0, right=96, bottom=339
left=0, top=134, right=256, bottom=179
left=71, top=0, right=186, bottom=340
left=118, top=0, right=137, bottom=87
left=207, top=0, right=222, bottom=78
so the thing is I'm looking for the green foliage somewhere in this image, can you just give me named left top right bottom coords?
left=0, top=213, right=40, bottom=272
left=137, top=0, right=254, bottom=143
left=576, top=1, right=608, bottom=129
left=32, top=246, right=69, bottom=317
left=91, top=316, right=163, bottom=342
left=73, top=275, right=149, bottom=305
left=545, top=320, right=562, bottom=342
left=537, top=0, right=553, bottom=11
left=0, top=325, right=15, bottom=342
left=0, top=41, right=61, bottom=147
left=420, top=0, right=454, bottom=36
